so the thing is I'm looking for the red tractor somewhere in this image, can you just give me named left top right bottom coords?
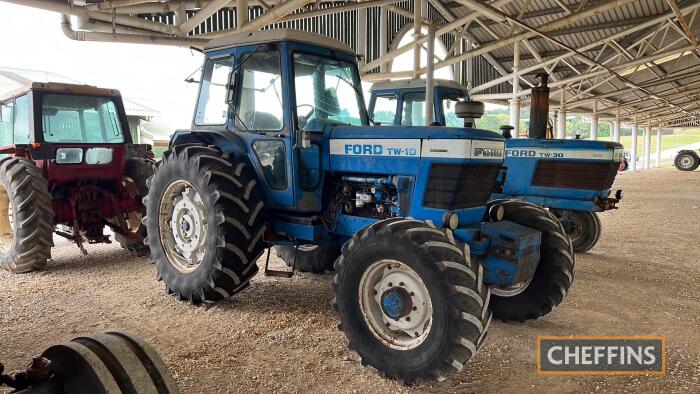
left=0, top=82, right=154, bottom=273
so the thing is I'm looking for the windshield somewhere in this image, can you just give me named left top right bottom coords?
left=293, top=53, right=366, bottom=131
left=41, top=93, right=125, bottom=143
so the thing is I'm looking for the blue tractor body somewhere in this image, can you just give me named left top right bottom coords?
left=145, top=31, right=575, bottom=382
left=369, top=79, right=624, bottom=252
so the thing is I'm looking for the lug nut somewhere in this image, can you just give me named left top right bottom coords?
left=399, top=282, right=405, bottom=286
left=405, top=316, right=411, bottom=322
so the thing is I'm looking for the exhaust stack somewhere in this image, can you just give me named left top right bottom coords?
left=529, top=73, right=550, bottom=138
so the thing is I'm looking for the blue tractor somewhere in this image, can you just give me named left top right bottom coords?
left=144, top=30, right=574, bottom=382
left=366, top=77, right=624, bottom=253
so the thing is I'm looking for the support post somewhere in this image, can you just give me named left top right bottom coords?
left=631, top=118, right=638, bottom=172
left=510, top=42, right=520, bottom=138
left=358, top=7, right=367, bottom=66
left=465, top=39, right=473, bottom=89
left=643, top=123, right=652, bottom=169
left=613, top=110, right=621, bottom=142
left=380, top=6, right=388, bottom=73
left=557, top=87, right=566, bottom=138
left=591, top=100, right=598, bottom=140
left=413, top=0, right=422, bottom=76
left=656, top=127, right=662, bottom=167
left=425, top=20, right=439, bottom=125
left=237, top=0, right=248, bottom=28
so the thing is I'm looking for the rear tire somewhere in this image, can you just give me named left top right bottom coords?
left=274, top=244, right=338, bottom=274
left=332, top=218, right=491, bottom=383
left=144, top=144, right=267, bottom=304
left=552, top=210, right=601, bottom=253
left=115, top=157, right=154, bottom=253
left=42, top=331, right=179, bottom=393
left=490, top=201, right=575, bottom=322
left=0, top=157, right=53, bottom=273
left=674, top=150, right=699, bottom=171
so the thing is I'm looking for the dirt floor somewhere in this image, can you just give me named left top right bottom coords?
left=1, top=169, right=699, bottom=393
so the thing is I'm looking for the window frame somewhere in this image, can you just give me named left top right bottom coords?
left=369, top=94, right=399, bottom=125
left=290, top=50, right=369, bottom=132
left=0, top=100, right=15, bottom=146
left=233, top=48, right=285, bottom=132
left=194, top=55, right=236, bottom=127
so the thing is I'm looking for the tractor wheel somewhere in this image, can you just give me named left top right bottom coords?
left=489, top=201, right=575, bottom=322
left=42, top=331, right=179, bottom=393
left=552, top=210, right=601, bottom=253
left=114, top=157, right=155, bottom=253
left=332, top=218, right=491, bottom=383
left=0, top=157, right=53, bottom=273
left=144, top=144, right=267, bottom=304
left=674, top=150, right=700, bottom=171
left=274, top=244, right=338, bottom=274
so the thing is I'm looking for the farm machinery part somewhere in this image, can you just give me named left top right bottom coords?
left=674, top=149, right=700, bottom=171
left=142, top=30, right=574, bottom=383
left=364, top=75, right=623, bottom=253
left=0, top=82, right=154, bottom=272
left=0, top=331, right=179, bottom=393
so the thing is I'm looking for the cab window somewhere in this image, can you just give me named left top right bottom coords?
left=235, top=49, right=284, bottom=131
left=293, top=52, right=365, bottom=131
left=195, top=57, right=234, bottom=125
left=13, top=95, right=30, bottom=144
left=41, top=94, right=124, bottom=143
left=371, top=95, right=397, bottom=125
left=401, top=92, right=432, bottom=126
left=0, top=101, right=13, bottom=146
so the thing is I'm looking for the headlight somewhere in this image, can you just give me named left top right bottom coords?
left=442, top=211, right=459, bottom=230
left=55, top=148, right=83, bottom=164
left=85, top=148, right=113, bottom=164
left=613, top=148, right=624, bottom=162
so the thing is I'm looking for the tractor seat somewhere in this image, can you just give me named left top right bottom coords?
left=244, top=111, right=282, bottom=131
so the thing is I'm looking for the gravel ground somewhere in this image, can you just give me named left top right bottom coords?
left=1, top=169, right=698, bottom=393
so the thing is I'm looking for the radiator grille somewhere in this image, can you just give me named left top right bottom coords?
left=532, top=161, right=619, bottom=190
left=424, top=164, right=501, bottom=210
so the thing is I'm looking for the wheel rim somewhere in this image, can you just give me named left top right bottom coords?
left=559, top=213, right=583, bottom=244
left=679, top=155, right=693, bottom=169
left=0, top=183, right=13, bottom=253
left=358, top=259, right=433, bottom=350
left=491, top=278, right=531, bottom=297
left=158, top=180, right=208, bottom=273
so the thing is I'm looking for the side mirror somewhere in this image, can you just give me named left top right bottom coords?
left=455, top=100, right=485, bottom=119
left=226, top=69, right=238, bottom=105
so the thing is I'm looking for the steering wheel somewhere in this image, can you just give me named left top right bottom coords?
left=296, top=104, right=315, bottom=129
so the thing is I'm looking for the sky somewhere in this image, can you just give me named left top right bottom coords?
left=0, top=3, right=203, bottom=137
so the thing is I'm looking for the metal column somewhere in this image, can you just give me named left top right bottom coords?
left=237, top=0, right=248, bottom=27
left=590, top=101, right=598, bottom=140
left=656, top=128, right=662, bottom=167
left=379, top=7, right=388, bottom=73
left=510, top=42, right=520, bottom=138
left=613, top=112, right=621, bottom=142
left=643, top=124, right=652, bottom=169
left=630, top=119, right=638, bottom=172
left=557, top=88, right=566, bottom=138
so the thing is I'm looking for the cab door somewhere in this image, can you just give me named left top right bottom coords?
left=368, top=94, right=399, bottom=125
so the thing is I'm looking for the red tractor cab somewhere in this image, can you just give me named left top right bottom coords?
left=0, top=82, right=154, bottom=272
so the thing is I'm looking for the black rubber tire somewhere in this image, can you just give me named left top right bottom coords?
left=274, top=244, right=339, bottom=274
left=490, top=201, right=575, bottom=322
left=115, top=157, right=155, bottom=253
left=144, top=144, right=266, bottom=304
left=42, top=331, right=179, bottom=393
left=332, top=218, right=491, bottom=383
left=553, top=210, right=601, bottom=253
left=0, top=157, right=54, bottom=273
left=674, top=150, right=700, bottom=171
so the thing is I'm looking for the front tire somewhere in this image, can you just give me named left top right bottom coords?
left=332, top=218, right=490, bottom=383
left=0, top=157, right=54, bottom=273
left=552, top=210, right=601, bottom=253
left=674, top=150, right=699, bottom=171
left=144, top=145, right=267, bottom=304
left=490, top=201, right=575, bottom=322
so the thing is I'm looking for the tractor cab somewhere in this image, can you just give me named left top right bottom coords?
left=368, top=78, right=469, bottom=127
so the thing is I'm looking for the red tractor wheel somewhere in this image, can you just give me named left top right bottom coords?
left=112, top=158, right=155, bottom=253
left=0, top=157, right=54, bottom=273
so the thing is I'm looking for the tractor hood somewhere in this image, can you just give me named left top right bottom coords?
left=505, top=138, right=624, bottom=161
left=325, top=125, right=505, bottom=175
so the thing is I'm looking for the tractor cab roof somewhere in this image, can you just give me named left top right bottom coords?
left=204, top=29, right=355, bottom=55
left=0, top=82, right=122, bottom=103
left=370, top=78, right=468, bottom=93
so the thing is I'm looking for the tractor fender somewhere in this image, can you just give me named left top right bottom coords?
left=170, top=129, right=250, bottom=160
